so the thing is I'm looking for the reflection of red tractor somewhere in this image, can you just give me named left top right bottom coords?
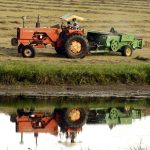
left=11, top=17, right=89, bottom=58
left=10, top=108, right=87, bottom=143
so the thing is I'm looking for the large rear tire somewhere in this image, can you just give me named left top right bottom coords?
left=63, top=108, right=87, bottom=128
left=65, top=35, right=89, bottom=58
left=22, top=45, right=35, bottom=58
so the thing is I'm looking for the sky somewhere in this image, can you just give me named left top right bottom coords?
left=0, top=113, right=150, bottom=150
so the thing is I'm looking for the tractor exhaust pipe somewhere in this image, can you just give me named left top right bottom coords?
left=22, top=16, right=26, bottom=28
left=36, top=15, right=40, bottom=28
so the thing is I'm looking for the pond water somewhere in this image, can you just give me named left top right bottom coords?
left=0, top=96, right=150, bottom=150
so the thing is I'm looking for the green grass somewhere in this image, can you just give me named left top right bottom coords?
left=0, top=62, right=150, bottom=85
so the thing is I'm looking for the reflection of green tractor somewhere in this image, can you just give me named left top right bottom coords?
left=87, top=107, right=143, bottom=126
left=105, top=108, right=143, bottom=125
left=87, top=29, right=143, bottom=56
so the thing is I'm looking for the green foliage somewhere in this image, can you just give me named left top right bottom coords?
left=0, top=62, right=150, bottom=85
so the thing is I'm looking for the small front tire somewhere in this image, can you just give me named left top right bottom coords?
left=22, top=45, right=35, bottom=58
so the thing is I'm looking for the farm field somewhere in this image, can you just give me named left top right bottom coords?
left=0, top=0, right=150, bottom=64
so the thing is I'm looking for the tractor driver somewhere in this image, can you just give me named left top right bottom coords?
left=67, top=21, right=72, bottom=29
left=71, top=18, right=79, bottom=30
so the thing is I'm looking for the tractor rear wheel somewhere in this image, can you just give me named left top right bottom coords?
left=65, top=35, right=88, bottom=58
left=63, top=108, right=87, bottom=128
left=22, top=45, right=35, bottom=58
left=121, top=45, right=132, bottom=57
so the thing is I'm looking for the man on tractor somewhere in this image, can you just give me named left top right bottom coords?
left=71, top=18, right=79, bottom=30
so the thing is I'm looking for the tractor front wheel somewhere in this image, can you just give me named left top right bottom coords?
left=121, top=45, right=132, bottom=57
left=22, top=45, right=35, bottom=58
left=65, top=35, right=89, bottom=58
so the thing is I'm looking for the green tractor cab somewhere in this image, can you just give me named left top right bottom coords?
left=87, top=29, right=143, bottom=56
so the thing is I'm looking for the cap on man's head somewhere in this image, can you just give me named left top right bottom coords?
left=72, top=18, right=76, bottom=21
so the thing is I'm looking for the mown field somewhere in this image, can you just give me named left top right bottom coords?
left=0, top=0, right=150, bottom=85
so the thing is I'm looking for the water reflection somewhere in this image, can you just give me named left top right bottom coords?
left=87, top=107, right=143, bottom=129
left=11, top=108, right=86, bottom=144
left=0, top=96, right=150, bottom=150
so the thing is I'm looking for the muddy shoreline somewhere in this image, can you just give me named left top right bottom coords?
left=0, top=85, right=150, bottom=97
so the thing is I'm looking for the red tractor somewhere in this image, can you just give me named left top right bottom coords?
left=11, top=16, right=89, bottom=58
left=10, top=108, right=87, bottom=143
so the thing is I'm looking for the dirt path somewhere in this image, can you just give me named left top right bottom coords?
left=0, top=85, right=150, bottom=97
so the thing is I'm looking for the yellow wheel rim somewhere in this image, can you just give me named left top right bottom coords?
left=70, top=41, right=82, bottom=53
left=126, top=48, right=131, bottom=56
left=69, top=108, right=81, bottom=122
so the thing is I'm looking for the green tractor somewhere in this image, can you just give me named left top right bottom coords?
left=87, top=107, right=144, bottom=127
left=87, top=28, right=143, bottom=56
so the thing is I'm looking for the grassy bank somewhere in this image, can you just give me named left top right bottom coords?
left=0, top=62, right=150, bottom=85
